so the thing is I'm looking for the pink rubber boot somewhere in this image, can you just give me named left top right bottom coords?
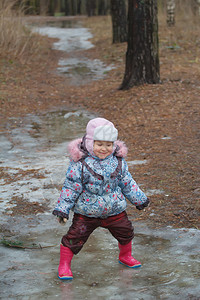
left=118, top=241, right=141, bottom=268
left=58, top=244, right=74, bottom=280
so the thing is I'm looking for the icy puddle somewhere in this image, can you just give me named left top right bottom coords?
left=0, top=110, right=200, bottom=299
left=32, top=21, right=115, bottom=85
left=1, top=215, right=199, bottom=300
left=0, top=110, right=95, bottom=214
left=57, top=57, right=114, bottom=85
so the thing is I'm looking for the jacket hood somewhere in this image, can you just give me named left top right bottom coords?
left=85, top=118, right=118, bottom=155
left=67, top=138, right=128, bottom=162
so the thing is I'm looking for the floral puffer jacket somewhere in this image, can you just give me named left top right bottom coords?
left=52, top=139, right=149, bottom=219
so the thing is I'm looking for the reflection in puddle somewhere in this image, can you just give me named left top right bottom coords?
left=58, top=57, right=114, bottom=85
left=32, top=22, right=115, bottom=85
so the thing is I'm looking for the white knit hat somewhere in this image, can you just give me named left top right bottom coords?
left=85, top=118, right=118, bottom=154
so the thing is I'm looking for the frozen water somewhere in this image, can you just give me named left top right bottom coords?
left=127, top=159, right=148, bottom=166
left=31, top=22, right=115, bottom=85
left=32, top=26, right=93, bottom=52
left=161, top=136, right=172, bottom=140
left=0, top=110, right=200, bottom=300
left=0, top=110, right=95, bottom=213
left=1, top=19, right=199, bottom=300
left=0, top=214, right=199, bottom=300
left=146, top=189, right=165, bottom=196
left=58, top=57, right=114, bottom=85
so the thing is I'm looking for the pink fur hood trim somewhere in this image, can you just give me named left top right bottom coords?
left=67, top=138, right=128, bottom=162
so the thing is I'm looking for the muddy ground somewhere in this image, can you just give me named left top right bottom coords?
left=0, top=15, right=199, bottom=229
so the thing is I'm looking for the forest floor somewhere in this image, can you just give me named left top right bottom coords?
left=0, top=15, right=199, bottom=229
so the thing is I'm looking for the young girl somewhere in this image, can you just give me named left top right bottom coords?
left=53, top=117, right=149, bottom=280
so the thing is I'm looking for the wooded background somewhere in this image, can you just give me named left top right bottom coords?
left=1, top=0, right=200, bottom=17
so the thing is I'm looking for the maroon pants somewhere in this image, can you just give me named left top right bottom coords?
left=61, top=211, right=134, bottom=254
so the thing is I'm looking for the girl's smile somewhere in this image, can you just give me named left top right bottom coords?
left=93, top=140, right=113, bottom=159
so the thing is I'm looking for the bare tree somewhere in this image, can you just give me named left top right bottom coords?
left=120, top=0, right=160, bottom=89
left=39, top=0, right=50, bottom=15
left=110, top=0, right=127, bottom=43
left=191, top=0, right=200, bottom=16
left=98, top=0, right=109, bottom=15
left=77, top=0, right=82, bottom=14
left=166, top=0, right=176, bottom=26
left=86, top=0, right=96, bottom=16
left=196, top=0, right=200, bottom=15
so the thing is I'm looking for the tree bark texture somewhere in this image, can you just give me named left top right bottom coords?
left=120, top=0, right=160, bottom=89
left=110, top=0, right=127, bottom=43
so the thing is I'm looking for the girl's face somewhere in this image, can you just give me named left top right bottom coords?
left=93, top=140, right=113, bottom=159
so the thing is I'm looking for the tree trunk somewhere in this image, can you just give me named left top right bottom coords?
left=98, top=0, right=109, bottom=15
left=77, top=0, right=82, bottom=14
left=54, top=0, right=61, bottom=14
left=191, top=0, right=200, bottom=16
left=64, top=0, right=70, bottom=15
left=86, top=0, right=96, bottom=16
left=166, top=0, right=175, bottom=26
left=71, top=0, right=77, bottom=15
left=120, top=0, right=160, bottom=89
left=110, top=0, right=127, bottom=43
left=39, top=0, right=50, bottom=15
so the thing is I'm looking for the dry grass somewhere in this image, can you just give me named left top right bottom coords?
left=0, top=0, right=47, bottom=62
left=0, top=0, right=199, bottom=63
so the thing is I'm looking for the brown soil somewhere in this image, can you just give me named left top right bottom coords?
left=0, top=16, right=199, bottom=229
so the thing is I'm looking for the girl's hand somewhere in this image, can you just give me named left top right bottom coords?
left=136, top=198, right=150, bottom=210
left=58, top=216, right=67, bottom=225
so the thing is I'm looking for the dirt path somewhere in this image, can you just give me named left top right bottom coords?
left=0, top=16, right=199, bottom=229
